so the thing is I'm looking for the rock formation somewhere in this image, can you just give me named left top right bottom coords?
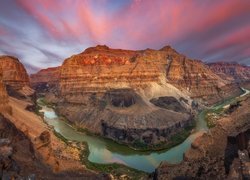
left=42, top=45, right=198, bottom=148
left=0, top=55, right=35, bottom=100
left=31, top=45, right=249, bottom=104
left=0, top=114, right=101, bottom=179
left=29, top=45, right=250, bottom=148
left=0, top=66, right=9, bottom=113
left=208, top=62, right=250, bottom=83
left=30, top=67, right=60, bottom=93
left=166, top=57, right=227, bottom=99
left=154, top=95, right=250, bottom=179
left=0, top=56, right=29, bottom=91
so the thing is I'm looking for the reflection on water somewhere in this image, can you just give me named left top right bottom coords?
left=38, top=88, right=249, bottom=173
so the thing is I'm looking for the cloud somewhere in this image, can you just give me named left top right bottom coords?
left=0, top=0, right=249, bottom=73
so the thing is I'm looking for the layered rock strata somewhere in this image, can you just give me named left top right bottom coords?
left=0, top=56, right=29, bottom=91
left=208, top=62, right=250, bottom=83
left=154, top=95, right=250, bottom=179
left=0, top=66, right=10, bottom=113
left=32, top=45, right=249, bottom=147
left=0, top=56, right=35, bottom=101
left=30, top=67, right=60, bottom=93
left=48, top=45, right=197, bottom=147
left=0, top=114, right=101, bottom=179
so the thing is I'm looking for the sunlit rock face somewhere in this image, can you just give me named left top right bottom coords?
left=166, top=56, right=228, bottom=98
left=33, top=45, right=249, bottom=147
left=0, top=56, right=35, bottom=101
left=30, top=67, right=60, bottom=92
left=59, top=45, right=240, bottom=102
left=0, top=56, right=29, bottom=91
left=0, top=66, right=9, bottom=113
left=208, top=62, right=250, bottom=82
left=46, top=45, right=196, bottom=147
left=59, top=45, right=166, bottom=95
left=32, top=45, right=246, bottom=102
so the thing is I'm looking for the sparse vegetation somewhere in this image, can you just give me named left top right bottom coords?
left=38, top=97, right=55, bottom=108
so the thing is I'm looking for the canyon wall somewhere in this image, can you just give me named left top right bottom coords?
left=30, top=67, right=60, bottom=93
left=165, top=55, right=232, bottom=102
left=31, top=45, right=248, bottom=103
left=155, top=94, right=250, bottom=179
left=51, top=45, right=197, bottom=147
left=208, top=62, right=250, bottom=82
left=59, top=45, right=164, bottom=94
left=0, top=55, right=35, bottom=100
left=0, top=56, right=29, bottom=91
left=0, top=66, right=9, bottom=113
left=31, top=45, right=250, bottom=147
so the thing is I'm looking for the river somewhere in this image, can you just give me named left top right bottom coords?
left=38, top=88, right=249, bottom=173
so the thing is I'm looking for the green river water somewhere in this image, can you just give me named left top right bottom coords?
left=38, top=88, right=249, bottom=173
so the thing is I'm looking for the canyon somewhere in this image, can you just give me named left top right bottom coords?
left=0, top=44, right=249, bottom=179
left=155, top=92, right=250, bottom=179
left=0, top=56, right=107, bottom=179
left=31, top=45, right=249, bottom=149
left=30, top=67, right=60, bottom=93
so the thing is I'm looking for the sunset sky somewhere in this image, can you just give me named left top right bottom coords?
left=0, top=0, right=250, bottom=73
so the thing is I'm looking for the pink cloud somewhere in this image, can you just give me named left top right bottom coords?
left=1, top=0, right=249, bottom=72
left=0, top=27, right=7, bottom=35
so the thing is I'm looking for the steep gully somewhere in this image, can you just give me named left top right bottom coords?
left=38, top=87, right=249, bottom=173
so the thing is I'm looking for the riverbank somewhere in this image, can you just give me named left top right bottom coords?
left=36, top=88, right=249, bottom=173
left=37, top=97, right=199, bottom=172
left=205, top=88, right=249, bottom=128
left=1, top=97, right=102, bottom=178
left=155, top=92, right=250, bottom=179
left=37, top=98, right=148, bottom=178
left=38, top=97, right=195, bottom=152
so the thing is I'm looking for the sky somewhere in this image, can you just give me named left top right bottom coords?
left=0, top=0, right=250, bottom=74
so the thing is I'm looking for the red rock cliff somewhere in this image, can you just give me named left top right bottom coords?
left=208, top=62, right=250, bottom=82
left=166, top=56, right=230, bottom=99
left=59, top=45, right=166, bottom=95
left=30, top=67, right=60, bottom=87
left=0, top=56, right=30, bottom=90
left=0, top=66, right=9, bottom=112
left=31, top=45, right=246, bottom=104
left=59, top=45, right=231, bottom=101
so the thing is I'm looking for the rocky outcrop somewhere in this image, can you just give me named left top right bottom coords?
left=59, top=45, right=163, bottom=94
left=0, top=56, right=29, bottom=91
left=0, top=66, right=9, bottom=113
left=208, top=62, right=250, bottom=83
left=55, top=89, right=193, bottom=148
left=0, top=114, right=101, bottom=179
left=30, top=67, right=60, bottom=93
left=165, top=56, right=243, bottom=104
left=0, top=56, right=35, bottom=102
left=150, top=96, right=188, bottom=113
left=154, top=95, right=250, bottom=179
